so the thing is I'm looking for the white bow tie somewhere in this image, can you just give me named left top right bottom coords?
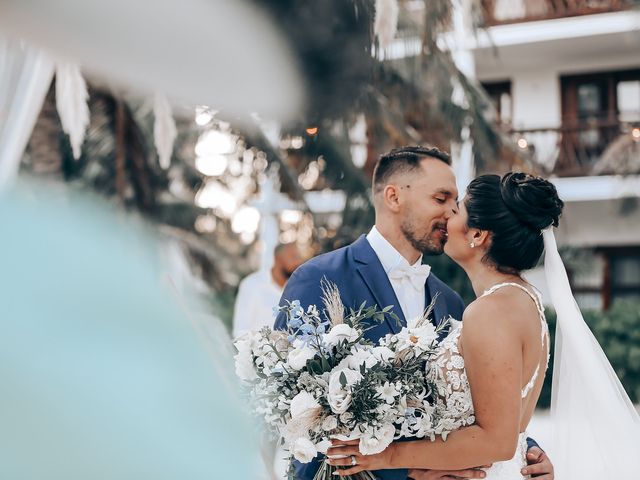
left=388, top=264, right=431, bottom=290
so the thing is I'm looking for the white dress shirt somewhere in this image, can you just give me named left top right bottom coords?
left=232, top=269, right=282, bottom=339
left=366, top=226, right=428, bottom=322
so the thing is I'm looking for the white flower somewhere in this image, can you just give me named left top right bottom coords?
left=328, top=368, right=362, bottom=414
left=359, top=424, right=396, bottom=455
left=371, top=346, right=394, bottom=364
left=397, top=321, right=438, bottom=353
left=413, top=409, right=436, bottom=438
left=374, top=402, right=393, bottom=415
left=337, top=347, right=378, bottom=370
left=290, top=391, right=321, bottom=422
left=233, top=335, right=257, bottom=381
left=282, top=396, right=321, bottom=447
left=288, top=344, right=317, bottom=370
left=322, top=324, right=359, bottom=346
left=315, top=438, right=332, bottom=454
left=271, top=362, right=286, bottom=375
left=292, top=437, right=317, bottom=463
left=339, top=411, right=354, bottom=424
left=376, top=382, right=399, bottom=404
left=321, top=415, right=338, bottom=432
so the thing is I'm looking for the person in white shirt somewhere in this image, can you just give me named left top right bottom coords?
left=232, top=243, right=304, bottom=339
left=233, top=243, right=305, bottom=479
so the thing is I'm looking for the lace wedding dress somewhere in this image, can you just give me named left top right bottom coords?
left=427, top=283, right=549, bottom=480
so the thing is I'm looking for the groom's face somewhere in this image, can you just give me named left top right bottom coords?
left=398, top=158, right=458, bottom=256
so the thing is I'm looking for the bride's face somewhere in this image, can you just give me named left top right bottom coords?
left=443, top=198, right=473, bottom=263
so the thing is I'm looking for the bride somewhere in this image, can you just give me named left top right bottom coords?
left=326, top=172, right=640, bottom=479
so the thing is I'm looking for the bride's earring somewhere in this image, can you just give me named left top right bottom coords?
left=469, top=242, right=475, bottom=248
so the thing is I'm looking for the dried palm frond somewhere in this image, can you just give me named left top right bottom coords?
left=55, top=62, right=90, bottom=159
left=413, top=292, right=440, bottom=328
left=153, top=92, right=177, bottom=170
left=321, top=278, right=345, bottom=326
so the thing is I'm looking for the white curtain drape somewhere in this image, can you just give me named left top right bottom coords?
left=0, top=39, right=54, bottom=190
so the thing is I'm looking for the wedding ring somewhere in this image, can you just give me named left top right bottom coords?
left=350, top=455, right=357, bottom=466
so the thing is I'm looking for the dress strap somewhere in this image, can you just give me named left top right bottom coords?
left=481, top=283, right=545, bottom=334
left=481, top=282, right=549, bottom=399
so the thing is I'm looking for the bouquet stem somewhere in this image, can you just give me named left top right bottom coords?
left=313, top=459, right=378, bottom=480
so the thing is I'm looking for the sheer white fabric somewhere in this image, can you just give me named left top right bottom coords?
left=544, top=228, right=640, bottom=478
left=427, top=320, right=476, bottom=436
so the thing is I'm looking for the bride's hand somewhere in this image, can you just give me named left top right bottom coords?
left=326, top=438, right=393, bottom=475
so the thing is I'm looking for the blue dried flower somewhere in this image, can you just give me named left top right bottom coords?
left=290, top=317, right=304, bottom=329
left=299, top=324, right=315, bottom=335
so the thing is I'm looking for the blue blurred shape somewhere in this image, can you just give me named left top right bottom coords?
left=0, top=185, right=258, bottom=480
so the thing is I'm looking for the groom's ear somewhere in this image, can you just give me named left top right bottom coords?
left=383, top=184, right=402, bottom=212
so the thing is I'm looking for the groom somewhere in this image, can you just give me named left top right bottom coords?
left=274, top=146, right=554, bottom=480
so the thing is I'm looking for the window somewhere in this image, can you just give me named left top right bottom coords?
left=558, top=69, right=640, bottom=174
left=482, top=81, right=512, bottom=124
left=611, top=254, right=640, bottom=303
left=599, top=248, right=640, bottom=308
left=568, top=252, right=605, bottom=311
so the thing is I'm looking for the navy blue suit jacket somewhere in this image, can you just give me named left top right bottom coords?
left=274, top=235, right=465, bottom=480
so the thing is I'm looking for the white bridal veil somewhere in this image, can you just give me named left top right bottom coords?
left=543, top=228, right=640, bottom=479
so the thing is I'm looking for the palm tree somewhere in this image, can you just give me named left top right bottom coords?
left=22, top=0, right=526, bottom=321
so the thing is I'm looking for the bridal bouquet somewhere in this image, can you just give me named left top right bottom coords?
left=234, top=283, right=451, bottom=480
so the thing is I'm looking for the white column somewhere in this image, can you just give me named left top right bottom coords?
left=450, top=0, right=476, bottom=197
left=450, top=128, right=475, bottom=198
left=252, top=168, right=298, bottom=272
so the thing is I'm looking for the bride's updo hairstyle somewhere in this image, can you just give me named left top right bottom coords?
left=465, top=172, right=564, bottom=274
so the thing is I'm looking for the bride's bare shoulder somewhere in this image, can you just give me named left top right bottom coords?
left=462, top=290, right=533, bottom=335
left=459, top=293, right=530, bottom=362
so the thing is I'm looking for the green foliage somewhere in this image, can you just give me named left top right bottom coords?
left=538, top=300, right=640, bottom=408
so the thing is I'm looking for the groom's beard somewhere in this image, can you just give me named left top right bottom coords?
left=400, top=220, right=447, bottom=256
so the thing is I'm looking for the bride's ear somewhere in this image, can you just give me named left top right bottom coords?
left=471, top=229, right=490, bottom=248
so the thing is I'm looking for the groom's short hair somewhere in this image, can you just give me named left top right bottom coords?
left=372, top=146, right=451, bottom=194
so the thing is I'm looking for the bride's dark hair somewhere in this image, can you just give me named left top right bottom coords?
left=465, top=172, right=564, bottom=274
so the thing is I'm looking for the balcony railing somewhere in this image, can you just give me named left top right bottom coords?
left=481, top=0, right=635, bottom=26
left=509, top=116, right=640, bottom=176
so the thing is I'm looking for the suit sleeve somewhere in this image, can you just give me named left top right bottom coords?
left=273, top=263, right=325, bottom=331
left=453, top=290, right=466, bottom=318
left=526, top=437, right=541, bottom=451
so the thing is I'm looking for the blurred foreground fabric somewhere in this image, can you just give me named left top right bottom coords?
left=0, top=183, right=258, bottom=480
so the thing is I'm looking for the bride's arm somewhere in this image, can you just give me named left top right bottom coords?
left=328, top=299, right=525, bottom=472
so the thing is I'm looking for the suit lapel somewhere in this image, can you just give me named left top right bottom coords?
left=426, top=275, right=446, bottom=327
left=351, top=236, right=405, bottom=334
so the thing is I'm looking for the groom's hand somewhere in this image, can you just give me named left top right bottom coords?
left=522, top=447, right=554, bottom=479
left=407, top=468, right=486, bottom=480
